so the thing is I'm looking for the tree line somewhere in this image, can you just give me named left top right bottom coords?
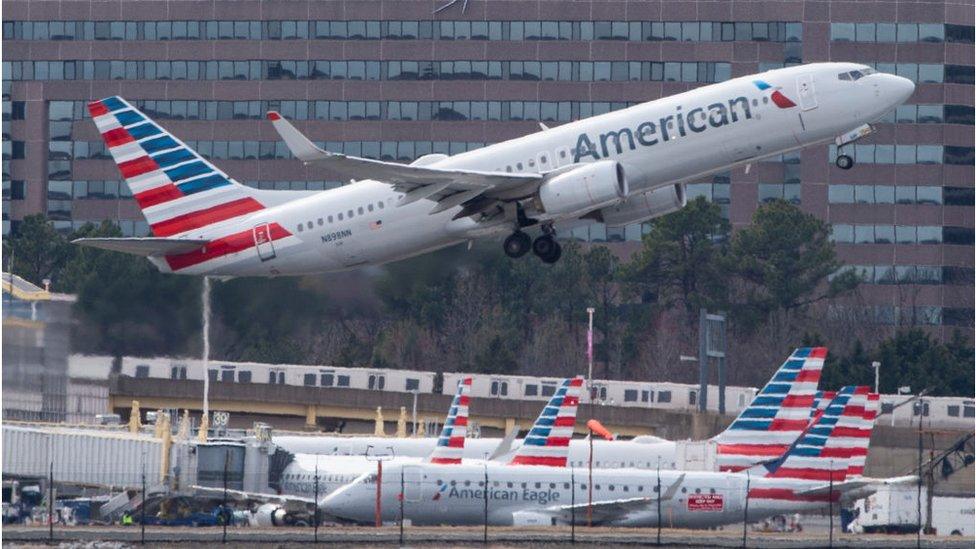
left=5, top=199, right=972, bottom=396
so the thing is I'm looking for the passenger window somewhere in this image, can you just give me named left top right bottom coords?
left=317, top=218, right=324, bottom=226
left=528, top=159, right=535, bottom=167
left=506, top=166, right=512, bottom=172
left=516, top=162, right=523, bottom=170
left=348, top=210, right=354, bottom=218
left=307, top=221, right=313, bottom=229
left=338, top=213, right=344, bottom=220
left=297, top=224, right=304, bottom=232
left=367, top=204, right=374, bottom=212
left=358, top=206, right=364, bottom=215
left=328, top=215, right=333, bottom=223
left=540, top=155, right=548, bottom=164
left=378, top=201, right=384, bottom=209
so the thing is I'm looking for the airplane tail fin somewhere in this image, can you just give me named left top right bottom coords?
left=427, top=377, right=473, bottom=464
left=88, top=96, right=265, bottom=237
left=712, top=347, right=827, bottom=471
left=760, top=386, right=858, bottom=482
left=509, top=377, right=584, bottom=467
left=841, top=391, right=879, bottom=477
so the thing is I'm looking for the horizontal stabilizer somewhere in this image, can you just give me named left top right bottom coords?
left=72, top=237, right=209, bottom=257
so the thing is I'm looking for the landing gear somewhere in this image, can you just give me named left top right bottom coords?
left=533, top=235, right=562, bottom=264
left=836, top=154, right=854, bottom=170
left=503, top=231, right=531, bottom=258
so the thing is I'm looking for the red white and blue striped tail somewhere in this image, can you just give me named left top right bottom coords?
left=428, top=377, right=473, bottom=465
left=509, top=377, right=584, bottom=467
left=844, top=391, right=879, bottom=476
left=712, top=347, right=827, bottom=472
left=762, top=386, right=857, bottom=482
left=88, top=96, right=265, bottom=238
left=811, top=390, right=837, bottom=419
left=819, top=386, right=874, bottom=477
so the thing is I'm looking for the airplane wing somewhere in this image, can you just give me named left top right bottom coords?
left=267, top=112, right=549, bottom=216
left=72, top=237, right=209, bottom=257
left=190, top=485, right=315, bottom=512
left=537, top=474, right=685, bottom=524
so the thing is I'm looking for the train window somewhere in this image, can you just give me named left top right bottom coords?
left=524, top=384, right=538, bottom=397
left=303, top=373, right=316, bottom=386
left=208, top=369, right=218, bottom=382
left=378, top=376, right=385, bottom=390
left=964, top=405, right=975, bottom=418
left=170, top=366, right=180, bottom=379
left=221, top=369, right=234, bottom=382
left=368, top=375, right=377, bottom=390
left=179, top=367, right=187, bottom=379
left=500, top=381, right=508, bottom=396
left=135, top=365, right=150, bottom=378
left=238, top=370, right=251, bottom=383
left=947, top=405, right=960, bottom=417
left=688, top=390, right=697, bottom=406
left=321, top=373, right=335, bottom=387
left=337, top=375, right=350, bottom=387
left=269, top=372, right=277, bottom=384
left=624, top=389, right=638, bottom=402
left=658, top=391, right=672, bottom=403
left=600, top=386, right=607, bottom=400
left=405, top=378, right=419, bottom=391
left=641, top=390, right=650, bottom=403
left=913, top=402, right=930, bottom=416
left=278, top=372, right=285, bottom=384
left=541, top=383, right=556, bottom=397
left=490, top=380, right=499, bottom=395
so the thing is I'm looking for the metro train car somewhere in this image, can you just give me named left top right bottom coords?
left=87, top=355, right=974, bottom=430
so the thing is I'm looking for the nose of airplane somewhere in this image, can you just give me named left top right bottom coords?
left=879, top=73, right=916, bottom=106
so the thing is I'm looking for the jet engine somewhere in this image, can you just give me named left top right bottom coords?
left=597, top=183, right=686, bottom=227
left=534, top=160, right=628, bottom=218
left=251, top=503, right=289, bottom=527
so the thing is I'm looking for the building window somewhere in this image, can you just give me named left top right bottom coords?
left=135, top=365, right=150, bottom=378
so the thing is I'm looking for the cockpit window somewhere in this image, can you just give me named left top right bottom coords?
left=838, top=67, right=876, bottom=82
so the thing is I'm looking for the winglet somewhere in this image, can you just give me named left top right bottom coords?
left=266, top=111, right=332, bottom=163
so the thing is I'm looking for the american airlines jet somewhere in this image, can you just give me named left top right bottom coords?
left=321, top=387, right=914, bottom=528
left=75, top=63, right=914, bottom=275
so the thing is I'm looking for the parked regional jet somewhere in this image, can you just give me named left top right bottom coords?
left=320, top=387, right=914, bottom=528
left=75, top=63, right=914, bottom=275
left=276, top=348, right=826, bottom=473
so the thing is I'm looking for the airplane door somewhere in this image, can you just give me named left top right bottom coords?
left=796, top=73, right=818, bottom=111
left=252, top=223, right=276, bottom=261
left=402, top=465, right=424, bottom=502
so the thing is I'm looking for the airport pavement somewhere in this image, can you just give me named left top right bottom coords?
left=2, top=525, right=973, bottom=548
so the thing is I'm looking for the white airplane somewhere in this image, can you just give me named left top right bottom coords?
left=275, top=347, right=827, bottom=472
left=321, top=387, right=915, bottom=528
left=74, top=63, right=914, bottom=275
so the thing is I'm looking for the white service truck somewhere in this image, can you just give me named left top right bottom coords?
left=847, top=485, right=975, bottom=536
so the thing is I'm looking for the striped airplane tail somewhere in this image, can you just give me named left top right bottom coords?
left=428, top=377, right=473, bottom=465
left=88, top=96, right=265, bottom=238
left=712, top=347, right=827, bottom=471
left=762, top=386, right=857, bottom=482
left=844, top=391, right=879, bottom=477
left=509, top=377, right=584, bottom=467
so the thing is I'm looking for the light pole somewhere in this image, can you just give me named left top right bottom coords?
left=202, top=276, right=212, bottom=422
left=586, top=307, right=595, bottom=399
left=410, top=390, right=419, bottom=435
left=870, top=361, right=880, bottom=394
left=679, top=355, right=699, bottom=408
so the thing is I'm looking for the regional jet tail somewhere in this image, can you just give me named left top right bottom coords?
left=507, top=377, right=585, bottom=467
left=427, top=377, right=473, bottom=464
left=710, top=347, right=827, bottom=472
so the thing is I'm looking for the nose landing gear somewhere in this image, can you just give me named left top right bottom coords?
left=835, top=154, right=854, bottom=170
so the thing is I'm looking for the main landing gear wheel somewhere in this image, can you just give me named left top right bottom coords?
left=836, top=154, right=854, bottom=170
left=503, top=231, right=531, bottom=258
left=533, top=235, right=562, bottom=264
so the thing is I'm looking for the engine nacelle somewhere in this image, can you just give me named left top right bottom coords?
left=597, top=184, right=686, bottom=227
left=251, top=503, right=289, bottom=527
left=535, top=160, right=628, bottom=218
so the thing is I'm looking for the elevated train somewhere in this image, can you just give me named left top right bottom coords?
left=69, top=355, right=974, bottom=431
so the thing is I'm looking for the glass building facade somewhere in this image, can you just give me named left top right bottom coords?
left=2, top=0, right=973, bottom=336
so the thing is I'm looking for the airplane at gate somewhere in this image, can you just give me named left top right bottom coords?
left=320, top=387, right=915, bottom=528
left=75, top=63, right=914, bottom=275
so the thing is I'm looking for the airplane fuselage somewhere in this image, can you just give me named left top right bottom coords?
left=322, top=461, right=838, bottom=528
left=146, top=62, right=913, bottom=275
